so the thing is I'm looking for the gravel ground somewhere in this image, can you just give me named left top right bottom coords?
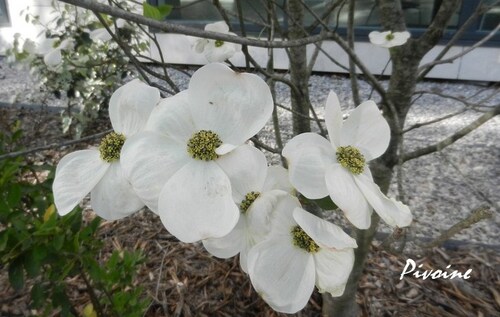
left=1, top=59, right=499, bottom=246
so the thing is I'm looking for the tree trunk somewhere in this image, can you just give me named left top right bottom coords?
left=288, top=0, right=311, bottom=135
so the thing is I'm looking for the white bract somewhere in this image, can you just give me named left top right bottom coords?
left=203, top=161, right=295, bottom=272
left=283, top=92, right=412, bottom=229
left=369, top=30, right=410, bottom=48
left=121, top=63, right=273, bottom=243
left=37, top=37, right=75, bottom=69
left=53, top=79, right=160, bottom=220
left=193, top=21, right=242, bottom=62
left=248, top=204, right=357, bottom=314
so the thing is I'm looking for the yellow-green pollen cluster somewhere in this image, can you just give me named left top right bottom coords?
left=385, top=33, right=395, bottom=41
left=291, top=226, right=320, bottom=253
left=240, top=191, right=260, bottom=213
left=215, top=40, right=224, bottom=47
left=99, top=132, right=126, bottom=163
left=187, top=130, right=222, bottom=161
left=336, top=145, right=366, bottom=175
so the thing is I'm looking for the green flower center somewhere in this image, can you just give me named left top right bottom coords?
left=336, top=145, right=365, bottom=175
left=385, top=33, right=395, bottom=41
left=187, top=130, right=223, bottom=161
left=214, top=40, right=224, bottom=47
left=291, top=226, right=320, bottom=253
left=240, top=191, right=260, bottom=213
left=99, top=132, right=126, bottom=163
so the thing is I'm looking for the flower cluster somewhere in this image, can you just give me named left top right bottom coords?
left=193, top=21, right=242, bottom=63
left=53, top=63, right=412, bottom=313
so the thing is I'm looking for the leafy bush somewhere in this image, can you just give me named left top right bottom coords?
left=0, top=125, right=149, bottom=316
left=7, top=1, right=148, bottom=138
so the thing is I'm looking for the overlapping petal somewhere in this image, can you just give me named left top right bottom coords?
left=293, top=208, right=357, bottom=250
left=109, top=79, right=160, bottom=136
left=340, top=100, right=390, bottom=161
left=53, top=150, right=109, bottom=216
left=145, top=91, right=195, bottom=144
left=216, top=144, right=267, bottom=202
left=187, top=63, right=273, bottom=146
left=325, top=164, right=372, bottom=229
left=262, top=165, right=294, bottom=194
left=159, top=160, right=239, bottom=243
left=354, top=173, right=413, bottom=227
left=324, top=91, right=343, bottom=148
left=120, top=131, right=188, bottom=212
left=314, top=248, right=354, bottom=295
left=247, top=238, right=316, bottom=314
left=202, top=216, right=245, bottom=258
left=90, top=163, right=144, bottom=220
left=283, top=133, right=335, bottom=199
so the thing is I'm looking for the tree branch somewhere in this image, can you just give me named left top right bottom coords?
left=58, top=0, right=332, bottom=48
left=402, top=105, right=500, bottom=163
left=418, top=23, right=500, bottom=72
left=0, top=129, right=113, bottom=161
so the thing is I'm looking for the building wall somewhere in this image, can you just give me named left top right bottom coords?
left=1, top=1, right=499, bottom=81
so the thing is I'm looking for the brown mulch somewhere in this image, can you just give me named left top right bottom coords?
left=0, top=106, right=499, bottom=317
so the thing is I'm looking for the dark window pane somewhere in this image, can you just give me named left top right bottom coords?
left=479, top=1, right=500, bottom=31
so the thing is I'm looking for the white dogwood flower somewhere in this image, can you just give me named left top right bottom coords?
left=193, top=21, right=241, bottom=62
left=53, top=79, right=160, bottom=220
left=248, top=205, right=357, bottom=314
left=283, top=92, right=412, bottom=229
left=120, top=63, right=273, bottom=243
left=37, top=38, right=75, bottom=68
left=203, top=160, right=295, bottom=273
left=369, top=30, right=410, bottom=48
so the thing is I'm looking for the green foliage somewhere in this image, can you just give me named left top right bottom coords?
left=143, top=2, right=172, bottom=21
left=0, top=126, right=149, bottom=316
left=7, top=1, right=149, bottom=138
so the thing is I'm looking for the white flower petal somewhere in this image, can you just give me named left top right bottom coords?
left=59, top=38, right=75, bottom=50
left=216, top=144, right=267, bottom=202
left=109, top=79, right=160, bottom=136
left=262, top=165, right=294, bottom=194
left=340, top=100, right=390, bottom=161
left=145, top=91, right=195, bottom=144
left=392, top=31, right=411, bottom=46
left=354, top=174, right=413, bottom=227
left=325, top=164, right=372, bottom=229
left=282, top=133, right=335, bottom=199
left=215, top=143, right=237, bottom=155
left=293, top=208, right=357, bottom=250
left=53, top=150, right=109, bottom=216
left=37, top=38, right=57, bottom=55
left=204, top=40, right=240, bottom=62
left=247, top=238, right=316, bottom=313
left=90, top=163, right=144, bottom=220
left=43, top=49, right=62, bottom=68
left=205, top=21, right=230, bottom=33
left=202, top=215, right=245, bottom=259
left=267, top=194, right=302, bottom=237
left=314, top=248, right=354, bottom=296
left=324, top=91, right=343, bottom=148
left=187, top=63, right=273, bottom=145
left=159, top=160, right=239, bottom=243
left=120, top=131, right=188, bottom=212
left=368, top=31, right=390, bottom=46
left=247, top=190, right=290, bottom=240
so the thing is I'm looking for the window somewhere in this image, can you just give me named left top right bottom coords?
left=0, top=0, right=10, bottom=27
left=149, top=0, right=498, bottom=46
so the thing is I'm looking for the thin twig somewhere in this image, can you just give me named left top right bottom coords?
left=0, top=129, right=113, bottom=161
left=423, top=206, right=493, bottom=249
left=402, top=105, right=500, bottom=163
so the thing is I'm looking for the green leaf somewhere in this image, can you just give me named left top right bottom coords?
left=0, top=231, right=8, bottom=252
left=31, top=283, right=44, bottom=308
left=143, top=2, right=171, bottom=21
left=8, top=259, right=25, bottom=291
